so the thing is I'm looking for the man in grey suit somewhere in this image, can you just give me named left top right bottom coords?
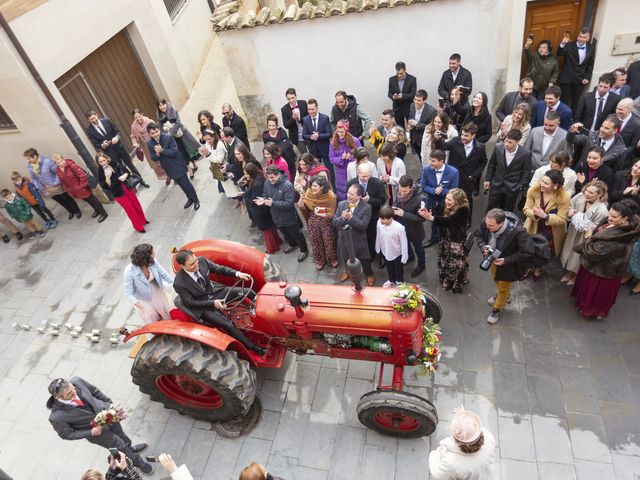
left=495, top=77, right=537, bottom=122
left=524, top=110, right=567, bottom=170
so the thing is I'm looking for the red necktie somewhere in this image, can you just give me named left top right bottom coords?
left=72, top=396, right=84, bottom=407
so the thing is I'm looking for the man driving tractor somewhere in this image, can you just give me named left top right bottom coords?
left=173, top=249, right=266, bottom=355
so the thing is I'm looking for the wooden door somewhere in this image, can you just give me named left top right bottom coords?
left=521, top=0, right=592, bottom=78
left=55, top=29, right=158, bottom=152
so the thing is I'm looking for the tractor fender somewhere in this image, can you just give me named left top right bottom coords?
left=124, top=320, right=249, bottom=358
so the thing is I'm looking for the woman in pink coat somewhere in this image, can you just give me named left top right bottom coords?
left=263, top=143, right=290, bottom=181
left=329, top=119, right=361, bottom=201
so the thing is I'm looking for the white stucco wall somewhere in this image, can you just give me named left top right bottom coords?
left=591, top=0, right=640, bottom=79
left=0, top=0, right=212, bottom=178
left=218, top=0, right=517, bottom=130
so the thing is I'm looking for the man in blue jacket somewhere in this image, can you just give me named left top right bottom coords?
left=147, top=123, right=200, bottom=210
left=420, top=150, right=459, bottom=247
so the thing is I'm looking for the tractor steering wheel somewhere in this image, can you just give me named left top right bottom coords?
left=222, top=277, right=254, bottom=311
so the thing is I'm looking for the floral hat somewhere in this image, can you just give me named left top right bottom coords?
left=449, top=406, right=482, bottom=444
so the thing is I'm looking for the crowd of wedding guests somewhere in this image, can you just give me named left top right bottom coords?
left=3, top=34, right=640, bottom=326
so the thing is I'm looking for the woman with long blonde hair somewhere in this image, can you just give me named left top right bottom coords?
left=419, top=188, right=470, bottom=293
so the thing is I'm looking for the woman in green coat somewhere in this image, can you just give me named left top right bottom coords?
left=523, top=38, right=559, bottom=99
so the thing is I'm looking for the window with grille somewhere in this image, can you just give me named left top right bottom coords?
left=163, top=0, right=188, bottom=20
left=0, top=104, right=17, bottom=130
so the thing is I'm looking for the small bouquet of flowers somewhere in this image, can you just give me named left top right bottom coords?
left=91, top=405, right=130, bottom=428
left=391, top=283, right=427, bottom=316
left=418, top=319, right=442, bottom=376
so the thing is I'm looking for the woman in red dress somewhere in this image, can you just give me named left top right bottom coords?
left=571, top=200, right=640, bottom=318
left=96, top=152, right=148, bottom=233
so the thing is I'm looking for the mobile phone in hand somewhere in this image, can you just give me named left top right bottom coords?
left=108, top=448, right=119, bottom=459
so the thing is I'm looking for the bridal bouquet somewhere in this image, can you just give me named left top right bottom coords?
left=91, top=405, right=130, bottom=428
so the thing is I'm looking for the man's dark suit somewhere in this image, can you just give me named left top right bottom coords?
left=485, top=144, right=532, bottom=212
left=47, top=377, right=143, bottom=465
left=173, top=256, right=258, bottom=350
left=495, top=91, right=538, bottom=123
left=388, top=74, right=417, bottom=127
left=566, top=131, right=627, bottom=172
left=437, top=66, right=473, bottom=100
left=408, top=103, right=436, bottom=157
left=346, top=176, right=387, bottom=257
left=302, top=113, right=333, bottom=176
left=531, top=100, right=573, bottom=131
left=556, top=41, right=596, bottom=112
left=86, top=117, right=142, bottom=177
left=223, top=113, right=250, bottom=150
left=619, top=114, right=640, bottom=167
left=148, top=133, right=198, bottom=203
left=281, top=100, right=309, bottom=146
left=574, top=91, right=620, bottom=131
left=436, top=137, right=487, bottom=218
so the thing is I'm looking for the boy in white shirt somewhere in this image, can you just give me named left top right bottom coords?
left=375, top=206, right=409, bottom=287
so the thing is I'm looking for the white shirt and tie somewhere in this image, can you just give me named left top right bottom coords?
left=94, top=121, right=107, bottom=137
left=576, top=43, right=587, bottom=64
left=463, top=142, right=474, bottom=157
left=619, top=113, right=632, bottom=132
left=599, top=137, right=613, bottom=151
left=590, top=91, right=609, bottom=131
left=542, top=129, right=557, bottom=156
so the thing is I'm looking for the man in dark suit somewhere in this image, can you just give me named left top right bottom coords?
left=147, top=123, right=200, bottom=209
left=531, top=86, right=573, bottom=131
left=302, top=99, right=333, bottom=179
left=173, top=249, right=266, bottom=355
left=435, top=122, right=487, bottom=220
left=611, top=68, right=631, bottom=98
left=420, top=150, right=459, bottom=246
left=221, top=127, right=246, bottom=167
left=47, top=377, right=153, bottom=474
left=567, top=115, right=627, bottom=172
left=627, top=60, right=640, bottom=99
left=556, top=28, right=596, bottom=113
left=221, top=103, right=250, bottom=150
left=407, top=90, right=436, bottom=158
left=574, top=73, right=620, bottom=132
left=388, top=61, right=417, bottom=128
left=616, top=98, right=640, bottom=167
left=281, top=87, right=309, bottom=153
left=484, top=129, right=532, bottom=212
left=333, top=183, right=375, bottom=286
left=495, top=77, right=537, bottom=122
left=437, top=53, right=473, bottom=103
left=346, top=163, right=387, bottom=259
left=85, top=111, right=149, bottom=187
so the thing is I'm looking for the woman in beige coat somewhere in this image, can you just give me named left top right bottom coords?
left=559, top=180, right=609, bottom=285
left=523, top=169, right=570, bottom=279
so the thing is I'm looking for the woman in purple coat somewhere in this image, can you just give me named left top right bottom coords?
left=329, top=119, right=361, bottom=200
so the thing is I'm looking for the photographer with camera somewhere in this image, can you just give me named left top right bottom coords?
left=473, top=208, right=534, bottom=324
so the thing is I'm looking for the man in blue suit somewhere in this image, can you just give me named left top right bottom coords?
left=420, top=150, right=459, bottom=247
left=531, top=86, right=573, bottom=131
left=147, top=123, right=200, bottom=210
left=302, top=99, right=334, bottom=182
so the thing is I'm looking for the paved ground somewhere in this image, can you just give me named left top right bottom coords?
left=1, top=38, right=640, bottom=480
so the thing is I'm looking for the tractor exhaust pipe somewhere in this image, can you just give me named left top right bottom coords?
left=342, top=225, right=365, bottom=291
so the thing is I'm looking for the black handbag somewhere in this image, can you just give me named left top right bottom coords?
left=124, top=174, right=142, bottom=190
left=87, top=175, right=98, bottom=189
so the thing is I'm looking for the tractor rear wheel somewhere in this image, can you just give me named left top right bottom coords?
left=357, top=390, right=438, bottom=438
left=131, top=335, right=256, bottom=422
left=422, top=289, right=442, bottom=324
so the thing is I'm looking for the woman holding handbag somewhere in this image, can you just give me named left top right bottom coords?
left=130, top=108, right=167, bottom=182
left=96, top=152, right=148, bottom=233
left=52, top=154, right=108, bottom=223
left=198, top=129, right=230, bottom=195
left=156, top=99, right=200, bottom=179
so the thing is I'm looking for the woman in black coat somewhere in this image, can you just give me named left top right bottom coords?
left=262, top=113, right=296, bottom=172
left=574, top=146, right=615, bottom=195
left=96, top=152, right=148, bottom=233
left=460, top=92, right=493, bottom=143
left=420, top=188, right=471, bottom=293
left=609, top=159, right=640, bottom=204
left=240, top=163, right=282, bottom=253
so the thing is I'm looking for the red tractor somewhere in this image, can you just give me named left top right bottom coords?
left=125, top=238, right=442, bottom=438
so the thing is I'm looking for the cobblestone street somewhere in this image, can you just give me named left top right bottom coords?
left=1, top=38, right=640, bottom=480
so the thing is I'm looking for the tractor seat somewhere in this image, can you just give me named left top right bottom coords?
left=173, top=296, right=202, bottom=324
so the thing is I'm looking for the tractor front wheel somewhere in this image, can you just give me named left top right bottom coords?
left=357, top=390, right=438, bottom=438
left=131, top=335, right=256, bottom=422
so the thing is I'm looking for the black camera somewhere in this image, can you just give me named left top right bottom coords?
left=458, top=86, right=471, bottom=94
left=435, top=130, right=447, bottom=138
left=480, top=247, right=502, bottom=271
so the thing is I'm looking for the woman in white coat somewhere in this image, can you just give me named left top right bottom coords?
left=376, top=142, right=406, bottom=204
left=123, top=243, right=175, bottom=323
left=429, top=406, right=496, bottom=480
